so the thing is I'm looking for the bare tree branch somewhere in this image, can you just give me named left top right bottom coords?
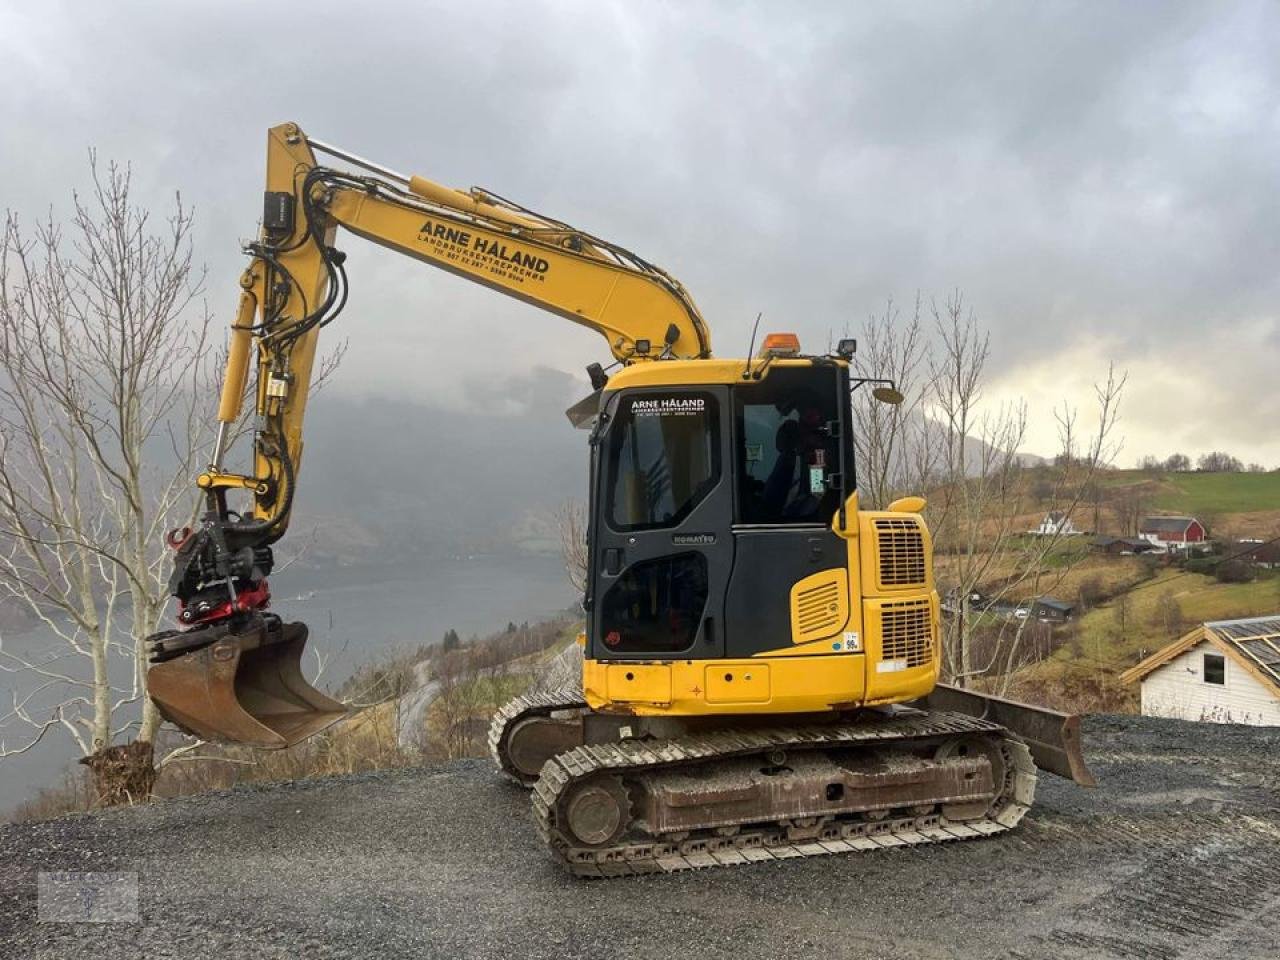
left=0, top=156, right=216, bottom=768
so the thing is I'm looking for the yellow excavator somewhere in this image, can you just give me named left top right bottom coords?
left=146, top=122, right=1093, bottom=876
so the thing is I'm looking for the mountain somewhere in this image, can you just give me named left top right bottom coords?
left=280, top=373, right=589, bottom=568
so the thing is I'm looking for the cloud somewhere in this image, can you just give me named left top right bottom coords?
left=1, top=0, right=1276, bottom=463
left=986, top=316, right=1280, bottom=466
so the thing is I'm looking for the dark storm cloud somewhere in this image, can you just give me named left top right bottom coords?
left=1, top=1, right=1276, bottom=461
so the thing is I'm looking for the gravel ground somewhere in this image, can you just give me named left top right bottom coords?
left=2, top=715, right=1278, bottom=960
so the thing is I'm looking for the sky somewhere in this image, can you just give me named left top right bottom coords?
left=1, top=0, right=1277, bottom=465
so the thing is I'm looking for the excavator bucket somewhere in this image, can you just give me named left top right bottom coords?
left=147, top=614, right=348, bottom=749
left=916, top=683, right=1097, bottom=786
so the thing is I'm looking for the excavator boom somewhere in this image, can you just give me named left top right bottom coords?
left=147, top=122, right=711, bottom=746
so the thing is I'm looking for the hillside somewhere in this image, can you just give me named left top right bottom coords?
left=1012, top=564, right=1280, bottom=708
left=1098, top=468, right=1280, bottom=533
left=935, top=469, right=1280, bottom=710
left=979, top=468, right=1280, bottom=542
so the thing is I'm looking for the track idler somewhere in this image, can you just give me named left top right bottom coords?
left=146, top=613, right=347, bottom=749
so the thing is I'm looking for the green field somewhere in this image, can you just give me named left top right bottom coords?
left=1158, top=471, right=1280, bottom=514
left=1099, top=469, right=1280, bottom=516
left=1057, top=569, right=1280, bottom=671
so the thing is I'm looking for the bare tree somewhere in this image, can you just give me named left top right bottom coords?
left=1149, top=587, right=1183, bottom=637
left=1076, top=575, right=1105, bottom=611
left=847, top=296, right=939, bottom=510
left=1111, top=592, right=1132, bottom=639
left=1197, top=451, right=1243, bottom=472
left=843, top=293, right=1125, bottom=692
left=1114, top=484, right=1148, bottom=536
left=920, top=295, right=1124, bottom=692
left=0, top=159, right=220, bottom=797
left=555, top=498, right=589, bottom=595
left=0, top=158, right=344, bottom=802
left=427, top=647, right=492, bottom=759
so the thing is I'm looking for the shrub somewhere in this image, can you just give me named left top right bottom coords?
left=1215, top=558, right=1254, bottom=583
left=1076, top=575, right=1105, bottom=610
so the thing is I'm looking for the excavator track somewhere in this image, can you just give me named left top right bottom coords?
left=487, top=688, right=588, bottom=785
left=530, top=709, right=1036, bottom=877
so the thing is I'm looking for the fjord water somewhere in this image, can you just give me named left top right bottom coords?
left=0, top=552, right=576, bottom=814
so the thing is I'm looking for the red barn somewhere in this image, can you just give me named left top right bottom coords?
left=1139, top=516, right=1207, bottom=551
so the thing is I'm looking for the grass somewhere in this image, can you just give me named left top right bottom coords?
left=940, top=550, right=1152, bottom=607
left=1097, top=469, right=1280, bottom=516
left=1159, top=472, right=1280, bottom=515
left=1039, top=540, right=1094, bottom=570
left=1055, top=569, right=1280, bottom=671
left=1008, top=567, right=1280, bottom=712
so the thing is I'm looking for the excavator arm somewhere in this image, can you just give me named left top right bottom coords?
left=146, top=122, right=711, bottom=747
left=216, top=122, right=709, bottom=536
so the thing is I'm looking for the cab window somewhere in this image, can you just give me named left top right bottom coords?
left=599, top=553, right=708, bottom=654
left=606, top=392, right=719, bottom=531
left=736, top=368, right=842, bottom=524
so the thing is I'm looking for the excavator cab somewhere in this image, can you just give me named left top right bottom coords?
left=147, top=613, right=347, bottom=749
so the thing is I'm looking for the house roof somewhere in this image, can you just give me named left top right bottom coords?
left=1034, top=596, right=1075, bottom=612
left=1233, top=540, right=1280, bottom=561
left=1139, top=516, right=1198, bottom=534
left=1119, top=615, right=1280, bottom=698
left=1093, top=536, right=1152, bottom=550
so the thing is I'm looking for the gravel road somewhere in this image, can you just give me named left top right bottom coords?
left=395, top=642, right=582, bottom=747
left=395, top=660, right=440, bottom=749
left=3, top=715, right=1278, bottom=960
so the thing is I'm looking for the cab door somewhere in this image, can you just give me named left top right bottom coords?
left=587, top=386, right=733, bottom=662
left=723, top=363, right=852, bottom=657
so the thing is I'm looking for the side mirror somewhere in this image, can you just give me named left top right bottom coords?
left=872, top=386, right=905, bottom=405
left=565, top=389, right=604, bottom=429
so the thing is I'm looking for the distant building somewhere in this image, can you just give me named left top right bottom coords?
left=1138, top=516, right=1206, bottom=552
left=1032, top=511, right=1080, bottom=536
left=1030, top=597, right=1075, bottom=623
left=1120, top=616, right=1280, bottom=726
left=1230, top=539, right=1280, bottom=569
left=1092, top=535, right=1156, bottom=556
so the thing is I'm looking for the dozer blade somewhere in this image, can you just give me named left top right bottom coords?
left=146, top=614, right=348, bottom=749
left=914, top=683, right=1097, bottom=786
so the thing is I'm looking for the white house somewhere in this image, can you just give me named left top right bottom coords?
left=1031, top=511, right=1079, bottom=536
left=1120, top=616, right=1280, bottom=726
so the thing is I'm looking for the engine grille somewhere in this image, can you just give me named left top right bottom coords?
left=879, top=599, right=933, bottom=668
left=875, top=517, right=926, bottom=587
left=795, top=578, right=842, bottom=639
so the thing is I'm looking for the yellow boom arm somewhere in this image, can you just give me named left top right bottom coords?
left=206, top=122, right=711, bottom=538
